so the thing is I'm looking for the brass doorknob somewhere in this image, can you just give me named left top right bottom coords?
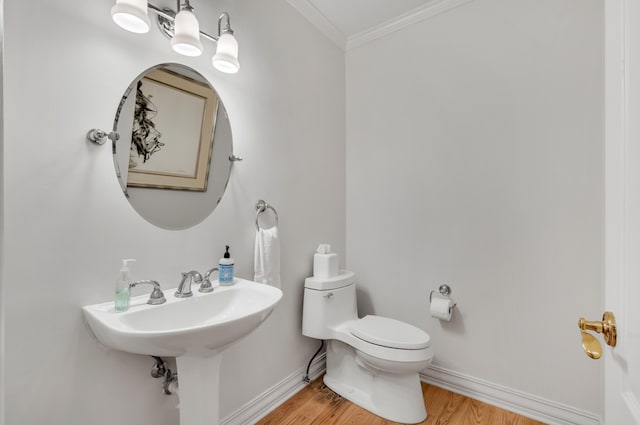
left=578, top=312, right=617, bottom=360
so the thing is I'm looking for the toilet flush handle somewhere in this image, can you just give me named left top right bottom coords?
left=324, top=292, right=334, bottom=300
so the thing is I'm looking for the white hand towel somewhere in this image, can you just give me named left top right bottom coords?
left=254, top=227, right=281, bottom=288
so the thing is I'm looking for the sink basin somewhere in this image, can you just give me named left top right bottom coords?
left=83, top=278, right=283, bottom=357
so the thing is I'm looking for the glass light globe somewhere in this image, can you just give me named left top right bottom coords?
left=212, top=33, right=240, bottom=74
left=111, top=0, right=150, bottom=34
left=171, top=9, right=203, bottom=57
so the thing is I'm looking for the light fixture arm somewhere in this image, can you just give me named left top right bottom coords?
left=180, top=0, right=193, bottom=13
left=148, top=2, right=225, bottom=42
left=146, top=3, right=173, bottom=21
left=218, top=12, right=233, bottom=36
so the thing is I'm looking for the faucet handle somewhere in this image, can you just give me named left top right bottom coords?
left=130, top=280, right=166, bottom=305
left=193, top=271, right=204, bottom=285
left=200, top=268, right=219, bottom=293
left=148, top=287, right=167, bottom=305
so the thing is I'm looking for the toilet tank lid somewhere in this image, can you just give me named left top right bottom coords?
left=304, top=270, right=355, bottom=290
left=350, top=315, right=431, bottom=350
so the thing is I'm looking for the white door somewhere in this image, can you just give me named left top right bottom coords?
left=605, top=0, right=640, bottom=423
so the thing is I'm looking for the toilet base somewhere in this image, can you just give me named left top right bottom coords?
left=324, top=340, right=428, bottom=424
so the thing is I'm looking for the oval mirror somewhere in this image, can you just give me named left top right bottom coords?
left=112, top=63, right=233, bottom=230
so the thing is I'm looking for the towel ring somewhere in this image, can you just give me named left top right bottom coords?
left=255, top=200, right=278, bottom=230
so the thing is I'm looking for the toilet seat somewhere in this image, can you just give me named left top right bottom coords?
left=350, top=315, right=430, bottom=350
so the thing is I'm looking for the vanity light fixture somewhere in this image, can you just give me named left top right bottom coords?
left=111, top=0, right=240, bottom=73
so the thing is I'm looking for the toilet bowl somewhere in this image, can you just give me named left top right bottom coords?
left=302, top=271, right=433, bottom=424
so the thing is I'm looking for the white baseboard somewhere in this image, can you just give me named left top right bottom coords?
left=420, top=365, right=602, bottom=425
left=221, top=353, right=326, bottom=425
left=221, top=356, right=601, bottom=425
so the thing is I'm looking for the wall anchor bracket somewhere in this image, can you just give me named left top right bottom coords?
left=86, top=128, right=119, bottom=145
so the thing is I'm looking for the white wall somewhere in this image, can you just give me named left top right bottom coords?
left=346, top=0, right=604, bottom=416
left=1, top=0, right=345, bottom=424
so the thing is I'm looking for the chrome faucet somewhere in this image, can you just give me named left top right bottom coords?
left=199, top=267, right=219, bottom=293
left=130, top=280, right=166, bottom=305
left=175, top=271, right=203, bottom=298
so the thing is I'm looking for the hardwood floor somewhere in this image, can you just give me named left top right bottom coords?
left=256, top=376, right=546, bottom=425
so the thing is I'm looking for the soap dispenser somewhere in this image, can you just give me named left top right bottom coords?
left=219, top=245, right=234, bottom=285
left=115, top=259, right=136, bottom=312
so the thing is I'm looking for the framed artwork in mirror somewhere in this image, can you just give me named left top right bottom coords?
left=127, top=68, right=219, bottom=191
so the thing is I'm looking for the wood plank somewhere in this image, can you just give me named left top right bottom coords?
left=256, top=377, right=547, bottom=425
left=255, top=380, right=319, bottom=425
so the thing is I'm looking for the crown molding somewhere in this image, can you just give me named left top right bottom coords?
left=346, top=0, right=475, bottom=50
left=286, top=0, right=347, bottom=50
left=287, top=0, right=474, bottom=52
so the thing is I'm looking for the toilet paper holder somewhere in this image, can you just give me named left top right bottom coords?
left=430, top=284, right=456, bottom=308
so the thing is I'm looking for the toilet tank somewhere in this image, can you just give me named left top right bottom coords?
left=302, top=271, right=357, bottom=339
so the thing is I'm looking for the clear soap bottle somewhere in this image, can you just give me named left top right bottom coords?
left=115, top=259, right=136, bottom=312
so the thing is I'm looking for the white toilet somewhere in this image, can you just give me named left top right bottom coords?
left=302, top=270, right=433, bottom=424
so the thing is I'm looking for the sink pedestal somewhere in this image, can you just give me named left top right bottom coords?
left=176, top=353, right=223, bottom=425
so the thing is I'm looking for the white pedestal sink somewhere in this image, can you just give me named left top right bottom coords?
left=82, top=278, right=283, bottom=425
